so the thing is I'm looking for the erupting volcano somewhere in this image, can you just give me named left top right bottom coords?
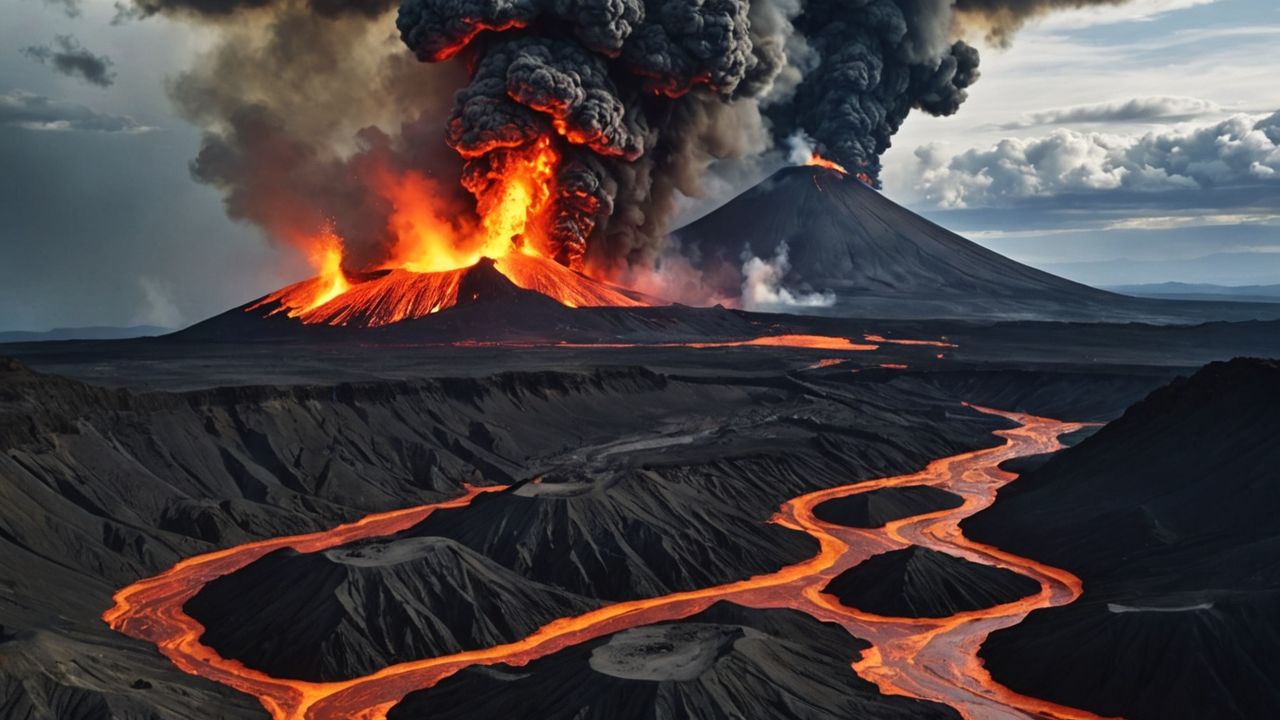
left=245, top=139, right=650, bottom=327
left=9, top=0, right=1280, bottom=719
left=802, top=151, right=874, bottom=187
left=252, top=255, right=646, bottom=328
left=168, top=0, right=992, bottom=333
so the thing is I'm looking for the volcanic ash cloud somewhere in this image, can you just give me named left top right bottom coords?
left=133, top=0, right=1136, bottom=281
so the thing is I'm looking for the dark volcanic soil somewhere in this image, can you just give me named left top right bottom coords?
left=386, top=602, right=961, bottom=720
left=0, top=316, right=1271, bottom=720
left=822, top=547, right=1040, bottom=618
left=813, top=485, right=964, bottom=528
left=185, top=537, right=600, bottom=682
left=178, top=358, right=1028, bottom=684
left=0, top=353, right=1043, bottom=718
left=967, top=358, right=1280, bottom=720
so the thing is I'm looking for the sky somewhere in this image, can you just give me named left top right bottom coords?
left=1, top=0, right=1278, bottom=330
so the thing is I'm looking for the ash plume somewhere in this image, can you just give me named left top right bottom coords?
left=126, top=0, right=1137, bottom=278
left=767, top=0, right=982, bottom=184
left=156, top=1, right=471, bottom=271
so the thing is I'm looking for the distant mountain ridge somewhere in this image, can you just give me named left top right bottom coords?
left=1105, top=282, right=1280, bottom=303
left=0, top=326, right=169, bottom=343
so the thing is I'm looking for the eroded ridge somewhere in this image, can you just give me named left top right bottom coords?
left=105, top=406, right=1111, bottom=720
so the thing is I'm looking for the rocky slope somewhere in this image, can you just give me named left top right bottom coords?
left=186, top=537, right=599, bottom=681
left=813, top=486, right=964, bottom=528
left=386, top=602, right=961, bottom=720
left=0, top=345, right=1203, bottom=719
left=0, top=361, right=811, bottom=717
left=184, top=364, right=1020, bottom=682
left=967, top=358, right=1280, bottom=719
left=0, top=355, right=1036, bottom=719
left=822, top=547, right=1040, bottom=618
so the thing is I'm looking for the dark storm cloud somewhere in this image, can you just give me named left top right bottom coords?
left=996, top=97, right=1222, bottom=129
left=0, top=90, right=148, bottom=132
left=22, top=35, right=117, bottom=87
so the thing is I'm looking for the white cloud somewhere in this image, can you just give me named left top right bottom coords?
left=996, top=96, right=1221, bottom=129
left=1103, top=213, right=1280, bottom=230
left=740, top=242, right=835, bottom=310
left=0, top=90, right=152, bottom=133
left=1030, top=0, right=1219, bottom=31
left=911, top=111, right=1280, bottom=208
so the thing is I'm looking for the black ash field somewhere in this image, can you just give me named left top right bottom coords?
left=2, top=170, right=1279, bottom=720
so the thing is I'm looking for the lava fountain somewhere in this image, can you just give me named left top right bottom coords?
left=804, top=152, right=876, bottom=187
left=251, top=138, right=647, bottom=327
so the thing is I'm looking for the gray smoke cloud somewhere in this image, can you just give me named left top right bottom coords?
left=766, top=0, right=981, bottom=184
left=953, top=0, right=1130, bottom=44
left=160, top=1, right=472, bottom=271
left=126, top=0, right=1137, bottom=275
left=22, top=35, right=117, bottom=87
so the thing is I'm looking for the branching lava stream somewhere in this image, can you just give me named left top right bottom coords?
left=105, top=406, right=1112, bottom=720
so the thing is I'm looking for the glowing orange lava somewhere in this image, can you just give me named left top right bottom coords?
left=865, top=334, right=957, bottom=348
left=105, top=406, right=1110, bottom=720
left=448, top=334, right=881, bottom=352
left=280, top=226, right=351, bottom=315
left=805, top=153, right=848, bottom=174
left=685, top=334, right=879, bottom=351
left=248, top=138, right=647, bottom=325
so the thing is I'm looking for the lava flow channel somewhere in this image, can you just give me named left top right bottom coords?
left=105, top=406, right=1111, bottom=720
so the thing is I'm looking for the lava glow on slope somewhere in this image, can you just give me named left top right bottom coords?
left=249, top=139, right=644, bottom=327
left=450, top=334, right=882, bottom=352
left=805, top=152, right=849, bottom=174
left=251, top=254, right=643, bottom=328
left=804, top=152, right=876, bottom=187
left=105, top=406, right=1111, bottom=720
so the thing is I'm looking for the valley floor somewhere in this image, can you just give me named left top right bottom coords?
left=1, top=313, right=1276, bottom=719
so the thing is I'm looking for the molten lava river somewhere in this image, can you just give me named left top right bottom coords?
left=105, top=406, right=1111, bottom=720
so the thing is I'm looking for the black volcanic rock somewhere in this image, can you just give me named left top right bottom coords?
left=185, top=537, right=598, bottom=681
left=813, top=485, right=964, bottom=528
left=0, top=344, right=1225, bottom=720
left=967, top=358, right=1280, bottom=720
left=675, top=166, right=1280, bottom=323
left=387, top=602, right=960, bottom=720
left=823, top=546, right=1039, bottom=618
left=406, top=470, right=821, bottom=603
